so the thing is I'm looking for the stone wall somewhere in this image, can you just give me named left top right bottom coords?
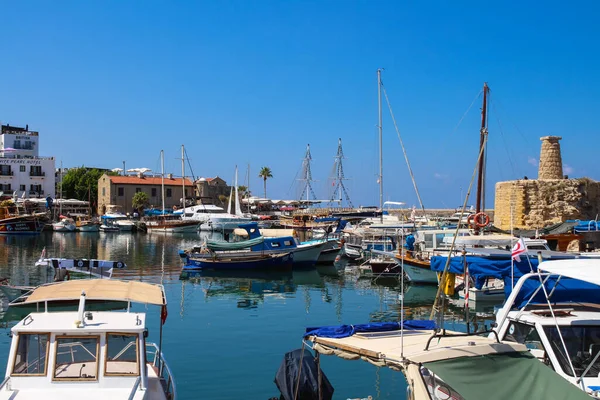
left=494, top=178, right=600, bottom=230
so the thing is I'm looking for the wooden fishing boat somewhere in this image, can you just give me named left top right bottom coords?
left=185, top=251, right=293, bottom=271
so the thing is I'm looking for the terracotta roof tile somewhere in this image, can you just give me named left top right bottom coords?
left=108, top=175, right=193, bottom=186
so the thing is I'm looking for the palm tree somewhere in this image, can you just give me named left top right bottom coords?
left=258, top=167, right=273, bottom=199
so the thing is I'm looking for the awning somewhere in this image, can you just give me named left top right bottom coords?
left=21, top=279, right=166, bottom=305
left=538, top=259, right=600, bottom=286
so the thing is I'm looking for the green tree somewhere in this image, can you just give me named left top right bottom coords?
left=132, top=192, right=149, bottom=213
left=60, top=167, right=118, bottom=211
left=258, top=167, right=273, bottom=199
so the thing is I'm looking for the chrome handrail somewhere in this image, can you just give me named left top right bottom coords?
left=146, top=342, right=177, bottom=400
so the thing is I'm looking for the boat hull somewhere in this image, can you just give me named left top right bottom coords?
left=394, top=256, right=438, bottom=284
left=317, top=247, right=340, bottom=264
left=185, top=252, right=293, bottom=271
left=147, top=221, right=199, bottom=233
left=0, top=218, right=44, bottom=234
left=292, top=242, right=325, bottom=268
left=52, top=223, right=76, bottom=232
left=77, top=223, right=100, bottom=232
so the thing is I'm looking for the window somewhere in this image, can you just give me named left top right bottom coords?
left=544, top=325, right=600, bottom=377
left=12, top=333, right=50, bottom=376
left=424, top=234, right=434, bottom=250
left=20, top=185, right=25, bottom=191
left=271, top=242, right=281, bottom=248
left=151, top=188, right=157, bottom=197
left=0, top=184, right=11, bottom=191
left=54, top=336, right=99, bottom=381
left=166, top=188, right=172, bottom=198
left=29, top=166, right=43, bottom=176
left=283, top=240, right=293, bottom=246
left=105, top=333, right=139, bottom=376
left=135, top=188, right=141, bottom=193
left=19, top=165, right=25, bottom=172
left=102, top=187, right=106, bottom=196
left=118, top=187, right=124, bottom=197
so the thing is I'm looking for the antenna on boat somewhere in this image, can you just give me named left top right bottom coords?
left=77, top=290, right=87, bottom=328
left=330, top=138, right=353, bottom=207
left=298, top=144, right=317, bottom=202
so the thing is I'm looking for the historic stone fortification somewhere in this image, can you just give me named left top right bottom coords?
left=494, top=136, right=600, bottom=230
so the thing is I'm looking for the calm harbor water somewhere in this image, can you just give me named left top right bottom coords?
left=0, top=232, right=486, bottom=399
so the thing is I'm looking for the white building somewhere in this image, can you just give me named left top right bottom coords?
left=0, top=123, right=55, bottom=199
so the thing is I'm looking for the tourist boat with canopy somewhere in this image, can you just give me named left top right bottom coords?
left=491, top=259, right=600, bottom=397
left=0, top=279, right=176, bottom=399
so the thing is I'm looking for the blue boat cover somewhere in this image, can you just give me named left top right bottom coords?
left=304, top=320, right=436, bottom=338
left=431, top=255, right=600, bottom=308
left=573, top=220, right=600, bottom=232
left=430, top=255, right=539, bottom=290
left=510, top=275, right=600, bottom=308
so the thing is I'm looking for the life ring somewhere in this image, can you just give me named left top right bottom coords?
left=467, top=214, right=475, bottom=227
left=473, top=212, right=490, bottom=228
left=117, top=262, right=123, bottom=268
left=77, top=260, right=84, bottom=267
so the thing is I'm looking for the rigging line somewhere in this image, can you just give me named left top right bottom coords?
left=451, top=88, right=483, bottom=136
left=490, top=100, right=519, bottom=178
left=381, top=84, right=426, bottom=212
left=489, top=91, right=531, bottom=146
left=184, top=148, right=196, bottom=182
left=429, top=134, right=488, bottom=321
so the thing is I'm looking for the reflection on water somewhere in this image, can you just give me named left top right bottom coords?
left=0, top=231, right=494, bottom=399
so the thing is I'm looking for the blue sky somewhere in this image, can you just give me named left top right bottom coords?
left=1, top=1, right=599, bottom=208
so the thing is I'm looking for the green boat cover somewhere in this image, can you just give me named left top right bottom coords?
left=206, top=236, right=265, bottom=251
left=424, top=351, right=589, bottom=400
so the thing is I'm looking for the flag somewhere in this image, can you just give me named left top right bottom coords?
left=511, top=238, right=527, bottom=262
left=161, top=305, right=168, bottom=325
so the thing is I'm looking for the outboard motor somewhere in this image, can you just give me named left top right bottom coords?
left=275, top=348, right=334, bottom=400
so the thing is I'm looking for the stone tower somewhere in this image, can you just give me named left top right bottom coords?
left=538, top=136, right=563, bottom=180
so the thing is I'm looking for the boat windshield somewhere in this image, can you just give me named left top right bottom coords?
left=544, top=325, right=600, bottom=377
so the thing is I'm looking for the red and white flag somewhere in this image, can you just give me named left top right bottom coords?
left=511, top=238, right=527, bottom=262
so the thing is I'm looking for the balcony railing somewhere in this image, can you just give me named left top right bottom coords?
left=28, top=190, right=44, bottom=195
left=29, top=171, right=45, bottom=177
left=0, top=171, right=13, bottom=176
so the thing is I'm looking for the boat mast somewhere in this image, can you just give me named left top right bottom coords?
left=59, top=160, right=63, bottom=219
left=160, top=150, right=165, bottom=215
left=377, top=69, right=383, bottom=223
left=330, top=138, right=353, bottom=207
left=181, top=145, right=185, bottom=210
left=298, top=144, right=317, bottom=203
left=247, top=163, right=251, bottom=213
left=474, top=82, right=489, bottom=234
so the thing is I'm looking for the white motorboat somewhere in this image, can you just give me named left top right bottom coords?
left=491, top=259, right=600, bottom=397
left=101, top=213, right=135, bottom=231
left=0, top=279, right=176, bottom=399
left=52, top=217, right=76, bottom=232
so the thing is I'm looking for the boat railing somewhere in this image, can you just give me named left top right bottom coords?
left=146, top=342, right=177, bottom=400
left=127, top=377, right=142, bottom=400
left=0, top=376, right=10, bottom=391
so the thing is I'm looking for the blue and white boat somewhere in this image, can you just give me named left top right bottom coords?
left=184, top=251, right=294, bottom=271
left=184, top=222, right=325, bottom=268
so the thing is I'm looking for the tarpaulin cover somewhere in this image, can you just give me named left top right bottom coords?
left=304, top=320, right=435, bottom=339
left=430, top=255, right=539, bottom=290
left=573, top=220, right=600, bottom=232
left=423, top=351, right=590, bottom=400
left=508, top=275, right=600, bottom=308
left=275, top=348, right=334, bottom=400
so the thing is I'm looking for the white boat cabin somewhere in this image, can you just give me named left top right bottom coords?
left=0, top=280, right=175, bottom=400
left=492, top=259, right=600, bottom=397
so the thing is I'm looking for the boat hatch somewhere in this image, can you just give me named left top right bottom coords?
left=531, top=308, right=574, bottom=317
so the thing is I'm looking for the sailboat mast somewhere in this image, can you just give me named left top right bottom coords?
left=377, top=69, right=383, bottom=223
left=160, top=150, right=165, bottom=214
left=475, top=82, right=489, bottom=233
left=181, top=145, right=185, bottom=210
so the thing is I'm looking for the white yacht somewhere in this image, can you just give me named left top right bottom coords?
left=179, top=204, right=251, bottom=231
left=52, top=217, right=77, bottom=232
left=0, top=279, right=176, bottom=399
left=492, top=259, right=600, bottom=397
